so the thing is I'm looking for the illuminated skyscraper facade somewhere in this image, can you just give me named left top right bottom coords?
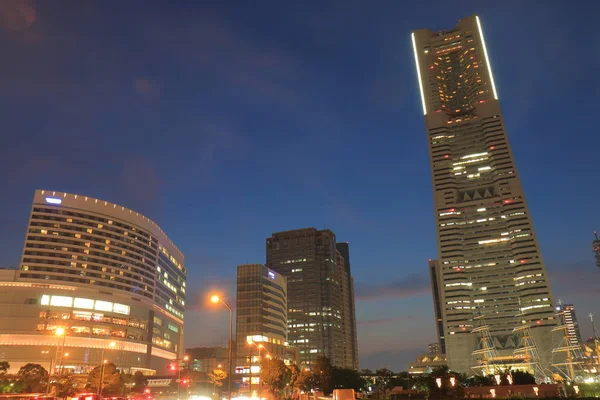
left=412, top=16, right=556, bottom=373
left=0, top=190, right=186, bottom=373
left=556, top=303, right=582, bottom=347
left=266, top=228, right=356, bottom=369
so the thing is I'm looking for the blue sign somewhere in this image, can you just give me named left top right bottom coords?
left=45, top=197, right=62, bottom=205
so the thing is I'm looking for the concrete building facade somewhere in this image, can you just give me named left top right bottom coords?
left=412, top=16, right=556, bottom=373
left=0, top=190, right=185, bottom=374
left=266, top=228, right=356, bottom=369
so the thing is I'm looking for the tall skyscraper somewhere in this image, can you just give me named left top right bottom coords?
left=266, top=228, right=356, bottom=369
left=429, top=260, right=446, bottom=354
left=556, top=303, right=582, bottom=347
left=412, top=16, right=556, bottom=373
left=0, top=190, right=185, bottom=373
left=336, top=242, right=359, bottom=369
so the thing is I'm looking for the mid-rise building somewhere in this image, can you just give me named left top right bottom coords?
left=0, top=190, right=186, bottom=373
left=187, top=346, right=229, bottom=373
left=556, top=303, right=582, bottom=347
left=235, top=264, right=295, bottom=389
left=412, top=16, right=556, bottom=373
left=266, top=228, right=356, bottom=369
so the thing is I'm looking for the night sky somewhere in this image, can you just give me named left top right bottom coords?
left=1, top=0, right=599, bottom=371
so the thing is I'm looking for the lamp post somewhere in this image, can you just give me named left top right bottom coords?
left=98, top=341, right=116, bottom=394
left=210, top=295, right=233, bottom=400
left=435, top=378, right=442, bottom=400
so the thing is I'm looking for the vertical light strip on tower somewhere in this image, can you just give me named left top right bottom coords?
left=475, top=16, right=498, bottom=100
left=411, top=32, right=427, bottom=115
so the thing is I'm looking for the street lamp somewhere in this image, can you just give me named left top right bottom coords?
left=98, top=341, right=116, bottom=394
left=435, top=378, right=442, bottom=400
left=210, top=295, right=233, bottom=400
left=247, top=341, right=265, bottom=398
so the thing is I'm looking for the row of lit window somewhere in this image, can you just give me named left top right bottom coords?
left=41, top=294, right=130, bottom=315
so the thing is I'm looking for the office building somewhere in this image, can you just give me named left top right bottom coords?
left=266, top=228, right=356, bottom=369
left=336, top=243, right=359, bottom=369
left=235, top=264, right=295, bottom=388
left=429, top=260, right=446, bottom=355
left=0, top=190, right=185, bottom=373
left=412, top=16, right=556, bottom=373
left=187, top=346, right=229, bottom=373
left=556, top=303, right=582, bottom=347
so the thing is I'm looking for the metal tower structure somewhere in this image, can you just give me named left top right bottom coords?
left=552, top=308, right=584, bottom=380
left=471, top=313, right=500, bottom=375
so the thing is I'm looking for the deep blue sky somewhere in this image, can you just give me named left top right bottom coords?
left=1, top=0, right=599, bottom=371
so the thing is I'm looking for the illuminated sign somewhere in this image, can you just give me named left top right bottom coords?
left=45, top=197, right=62, bottom=205
left=267, top=270, right=275, bottom=280
left=39, top=294, right=130, bottom=315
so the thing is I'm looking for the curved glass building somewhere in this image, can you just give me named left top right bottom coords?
left=0, top=190, right=186, bottom=374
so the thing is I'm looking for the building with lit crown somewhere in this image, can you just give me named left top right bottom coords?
left=412, top=16, right=556, bottom=373
left=0, top=190, right=186, bottom=374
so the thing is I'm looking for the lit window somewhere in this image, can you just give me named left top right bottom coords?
left=50, top=296, right=73, bottom=307
left=41, top=295, right=50, bottom=305
left=113, top=303, right=130, bottom=315
left=95, top=300, right=112, bottom=312
left=74, top=298, right=94, bottom=310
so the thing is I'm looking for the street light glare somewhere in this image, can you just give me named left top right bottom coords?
left=55, top=327, right=65, bottom=336
left=109, top=341, right=116, bottom=348
left=210, top=295, right=220, bottom=303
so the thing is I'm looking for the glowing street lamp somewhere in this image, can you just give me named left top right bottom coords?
left=533, top=387, right=539, bottom=396
left=449, top=377, right=456, bottom=387
left=507, top=375, right=513, bottom=385
left=494, top=374, right=501, bottom=385
left=490, top=389, right=496, bottom=398
left=210, top=294, right=233, bottom=400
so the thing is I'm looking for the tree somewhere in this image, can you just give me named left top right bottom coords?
left=208, top=367, right=227, bottom=389
left=55, top=374, right=82, bottom=398
left=88, top=363, right=120, bottom=395
left=314, top=356, right=333, bottom=395
left=296, top=369, right=315, bottom=393
left=18, top=363, right=48, bottom=393
left=332, top=367, right=365, bottom=392
left=131, top=371, right=148, bottom=393
left=289, top=364, right=301, bottom=394
left=374, top=368, right=395, bottom=399
left=0, top=362, right=9, bottom=374
left=511, top=370, right=536, bottom=385
left=260, top=358, right=291, bottom=400
left=462, top=375, right=494, bottom=387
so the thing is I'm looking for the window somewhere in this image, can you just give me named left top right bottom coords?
left=40, top=295, right=50, bottom=305
left=153, top=316, right=163, bottom=326
left=74, top=297, right=94, bottom=309
left=50, top=296, right=73, bottom=307
left=113, top=303, right=130, bottom=315
left=167, top=323, right=179, bottom=333
left=95, top=300, right=112, bottom=312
